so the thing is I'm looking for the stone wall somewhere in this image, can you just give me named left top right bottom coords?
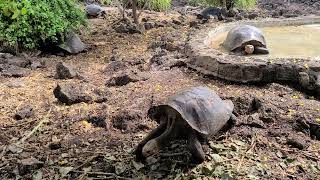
left=186, top=16, right=320, bottom=96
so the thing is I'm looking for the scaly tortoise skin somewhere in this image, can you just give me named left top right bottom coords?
left=135, top=86, right=236, bottom=163
left=223, top=25, right=269, bottom=55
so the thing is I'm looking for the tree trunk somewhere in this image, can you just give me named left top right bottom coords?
left=132, top=0, right=139, bottom=24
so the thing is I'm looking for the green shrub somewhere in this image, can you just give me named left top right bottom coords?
left=146, top=0, right=171, bottom=11
left=234, top=0, right=256, bottom=9
left=204, top=0, right=223, bottom=7
left=101, top=0, right=112, bottom=5
left=203, top=0, right=256, bottom=9
left=122, top=0, right=171, bottom=12
left=0, top=0, right=87, bottom=50
left=187, top=0, right=207, bottom=6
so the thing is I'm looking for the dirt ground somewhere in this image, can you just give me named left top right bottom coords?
left=1, top=1, right=320, bottom=179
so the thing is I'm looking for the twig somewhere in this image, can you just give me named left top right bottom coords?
left=2, top=119, right=38, bottom=128
left=236, top=134, right=256, bottom=172
left=74, top=155, right=98, bottom=170
left=17, top=108, right=51, bottom=144
left=72, top=170, right=130, bottom=180
left=0, top=145, right=7, bottom=160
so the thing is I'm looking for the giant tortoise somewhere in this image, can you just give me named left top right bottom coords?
left=85, top=4, right=106, bottom=18
left=135, top=86, right=236, bottom=163
left=223, top=25, right=269, bottom=55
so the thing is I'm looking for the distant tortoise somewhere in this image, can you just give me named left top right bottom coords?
left=135, top=86, right=236, bottom=163
left=85, top=4, right=106, bottom=18
left=223, top=25, right=269, bottom=55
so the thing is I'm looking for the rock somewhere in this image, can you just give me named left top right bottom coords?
left=3, top=80, right=25, bottom=88
left=87, top=114, right=108, bottom=128
left=112, top=110, right=142, bottom=131
left=92, top=88, right=110, bottom=103
left=1, top=56, right=31, bottom=68
left=286, top=134, right=308, bottom=150
left=197, top=7, right=224, bottom=21
left=245, top=113, right=265, bottom=128
left=144, top=22, right=155, bottom=30
left=15, top=106, right=34, bottom=120
left=113, top=18, right=145, bottom=34
left=235, top=14, right=244, bottom=20
left=232, top=94, right=261, bottom=115
left=30, top=60, right=44, bottom=70
left=0, top=52, right=13, bottom=59
left=248, top=12, right=258, bottom=19
left=58, top=32, right=86, bottom=54
left=227, top=8, right=239, bottom=17
left=7, top=144, right=23, bottom=153
left=48, top=136, right=61, bottom=150
left=49, top=141, right=61, bottom=150
left=53, top=83, right=93, bottom=105
left=309, top=122, right=320, bottom=140
left=155, top=21, right=165, bottom=28
left=103, top=60, right=128, bottom=75
left=298, top=72, right=310, bottom=88
left=0, top=64, right=30, bottom=77
left=293, top=115, right=310, bottom=134
left=172, top=19, right=182, bottom=25
left=189, top=21, right=199, bottom=28
left=19, top=157, right=44, bottom=175
left=106, top=70, right=148, bottom=87
left=54, top=62, right=78, bottom=79
left=164, top=43, right=183, bottom=52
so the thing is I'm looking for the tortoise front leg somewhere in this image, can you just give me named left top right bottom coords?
left=141, top=114, right=176, bottom=157
left=135, top=120, right=167, bottom=161
left=188, top=130, right=205, bottom=164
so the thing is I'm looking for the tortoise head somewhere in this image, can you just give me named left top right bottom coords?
left=147, top=105, right=169, bottom=124
left=245, top=44, right=254, bottom=55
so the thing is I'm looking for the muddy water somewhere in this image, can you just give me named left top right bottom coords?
left=211, top=24, right=320, bottom=59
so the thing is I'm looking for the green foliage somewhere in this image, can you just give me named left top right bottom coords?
left=234, top=0, right=256, bottom=9
left=191, top=0, right=256, bottom=9
left=123, top=0, right=171, bottom=11
left=187, top=0, right=207, bottom=6
left=101, top=0, right=112, bottom=5
left=204, top=0, right=223, bottom=7
left=0, top=0, right=87, bottom=50
left=146, top=0, right=171, bottom=11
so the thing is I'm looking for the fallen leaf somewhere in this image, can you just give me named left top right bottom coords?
left=32, top=170, right=43, bottom=180
left=209, top=142, right=227, bottom=152
left=210, top=154, right=222, bottom=163
left=20, top=157, right=43, bottom=166
left=247, top=174, right=259, bottom=180
left=59, top=166, right=73, bottom=177
left=115, top=162, right=126, bottom=175
left=146, top=156, right=159, bottom=165
left=7, top=144, right=23, bottom=154
left=202, top=163, right=214, bottom=175
left=132, top=160, right=144, bottom=170
left=83, top=167, right=92, bottom=173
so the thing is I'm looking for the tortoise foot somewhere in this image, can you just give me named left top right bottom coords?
left=188, top=132, right=205, bottom=164
left=142, top=139, right=161, bottom=157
